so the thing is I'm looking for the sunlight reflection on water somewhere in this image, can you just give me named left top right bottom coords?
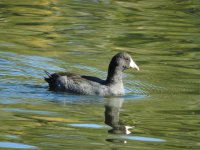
left=122, top=135, right=166, bottom=142
left=1, top=108, right=57, bottom=115
left=69, top=123, right=105, bottom=129
left=0, top=142, right=36, bottom=149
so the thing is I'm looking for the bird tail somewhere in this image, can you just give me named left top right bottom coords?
left=44, top=70, right=51, bottom=78
left=44, top=70, right=52, bottom=83
left=44, top=70, right=57, bottom=90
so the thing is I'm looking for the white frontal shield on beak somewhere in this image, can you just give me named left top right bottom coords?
left=130, top=58, right=139, bottom=71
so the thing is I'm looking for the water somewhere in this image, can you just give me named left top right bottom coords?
left=0, top=0, right=199, bottom=150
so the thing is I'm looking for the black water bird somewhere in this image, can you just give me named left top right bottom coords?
left=44, top=52, right=139, bottom=96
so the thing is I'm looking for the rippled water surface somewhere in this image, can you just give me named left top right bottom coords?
left=0, top=0, right=200, bottom=150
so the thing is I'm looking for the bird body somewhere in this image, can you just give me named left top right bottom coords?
left=44, top=52, right=139, bottom=96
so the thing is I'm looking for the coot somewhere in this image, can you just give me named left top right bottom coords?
left=44, top=52, right=139, bottom=96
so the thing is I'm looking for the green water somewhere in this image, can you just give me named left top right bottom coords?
left=0, top=0, right=199, bottom=149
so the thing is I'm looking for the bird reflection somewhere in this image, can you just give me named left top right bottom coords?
left=104, top=97, right=133, bottom=135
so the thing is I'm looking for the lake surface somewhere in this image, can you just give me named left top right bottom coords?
left=0, top=0, right=199, bottom=150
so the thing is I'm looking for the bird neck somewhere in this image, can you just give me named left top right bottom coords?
left=106, top=66, right=123, bottom=84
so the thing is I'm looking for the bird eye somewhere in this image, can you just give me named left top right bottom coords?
left=125, top=58, right=129, bottom=61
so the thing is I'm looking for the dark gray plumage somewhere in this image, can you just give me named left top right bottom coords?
left=44, top=52, right=139, bottom=96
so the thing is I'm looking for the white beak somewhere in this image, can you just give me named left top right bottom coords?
left=130, top=58, right=140, bottom=71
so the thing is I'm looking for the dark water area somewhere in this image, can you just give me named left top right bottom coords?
left=0, top=0, right=200, bottom=150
